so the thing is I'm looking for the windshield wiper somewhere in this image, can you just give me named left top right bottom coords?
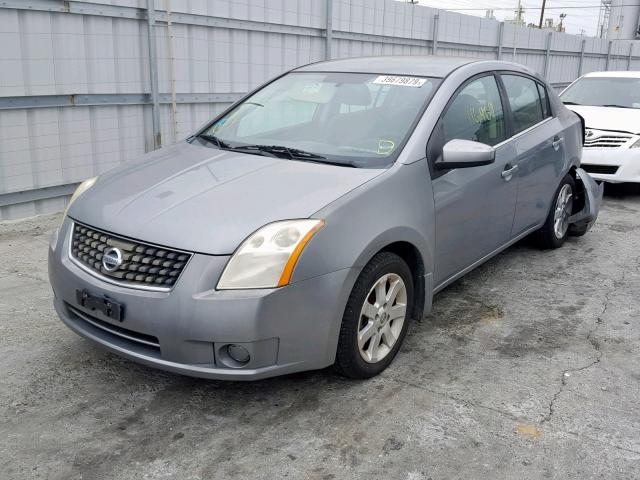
left=230, top=144, right=324, bottom=160
left=196, top=139, right=357, bottom=166
left=197, top=133, right=231, bottom=149
left=600, top=104, right=635, bottom=109
left=562, top=101, right=581, bottom=105
left=195, top=135, right=282, bottom=158
left=231, top=144, right=357, bottom=167
left=299, top=157, right=358, bottom=168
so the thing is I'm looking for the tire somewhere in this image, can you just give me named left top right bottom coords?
left=537, top=174, right=576, bottom=249
left=335, top=251, right=414, bottom=379
left=569, top=223, right=589, bottom=237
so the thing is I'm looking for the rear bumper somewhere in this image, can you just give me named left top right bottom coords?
left=48, top=218, right=357, bottom=380
left=580, top=148, right=640, bottom=183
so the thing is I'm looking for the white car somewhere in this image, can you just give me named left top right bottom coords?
left=561, top=71, right=640, bottom=183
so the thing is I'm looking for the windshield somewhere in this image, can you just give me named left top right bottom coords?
left=561, top=76, right=640, bottom=109
left=197, top=72, right=439, bottom=167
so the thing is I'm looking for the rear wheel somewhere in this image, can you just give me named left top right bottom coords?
left=537, top=174, right=575, bottom=249
left=335, top=252, right=413, bottom=379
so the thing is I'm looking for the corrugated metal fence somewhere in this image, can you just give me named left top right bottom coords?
left=1, top=0, right=639, bottom=220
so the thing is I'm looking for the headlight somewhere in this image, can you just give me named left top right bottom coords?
left=630, top=138, right=640, bottom=148
left=217, top=219, right=325, bottom=290
left=64, top=176, right=97, bottom=217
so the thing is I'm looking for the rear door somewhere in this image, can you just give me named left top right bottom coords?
left=428, top=74, right=518, bottom=287
left=499, top=74, right=565, bottom=236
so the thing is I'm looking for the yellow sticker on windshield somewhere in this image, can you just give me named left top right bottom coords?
left=377, top=139, right=395, bottom=155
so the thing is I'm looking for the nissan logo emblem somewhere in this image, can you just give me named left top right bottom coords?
left=585, top=129, right=595, bottom=138
left=102, top=247, right=123, bottom=272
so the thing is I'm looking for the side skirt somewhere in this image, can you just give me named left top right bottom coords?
left=432, top=224, right=543, bottom=295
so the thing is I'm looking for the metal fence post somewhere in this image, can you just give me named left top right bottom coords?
left=543, top=31, right=552, bottom=79
left=578, top=38, right=586, bottom=77
left=432, top=11, right=439, bottom=55
left=605, top=40, right=612, bottom=71
left=166, top=0, right=177, bottom=144
left=497, top=22, right=504, bottom=60
left=628, top=42, right=634, bottom=70
left=325, top=0, right=333, bottom=60
left=146, top=0, right=161, bottom=150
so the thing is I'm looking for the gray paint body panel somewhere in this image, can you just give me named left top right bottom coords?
left=49, top=57, right=601, bottom=380
left=68, top=141, right=383, bottom=255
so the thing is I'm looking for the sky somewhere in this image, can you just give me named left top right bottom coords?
left=409, top=1, right=603, bottom=37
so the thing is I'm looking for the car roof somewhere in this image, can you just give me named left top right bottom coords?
left=583, top=71, right=640, bottom=78
left=294, top=55, right=507, bottom=78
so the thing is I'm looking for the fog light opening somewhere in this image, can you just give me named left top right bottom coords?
left=227, top=344, right=250, bottom=365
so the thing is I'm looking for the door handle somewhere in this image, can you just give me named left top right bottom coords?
left=552, top=136, right=564, bottom=151
left=501, top=164, right=518, bottom=180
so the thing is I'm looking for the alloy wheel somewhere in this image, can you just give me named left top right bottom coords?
left=357, top=273, right=408, bottom=363
left=553, top=184, right=573, bottom=239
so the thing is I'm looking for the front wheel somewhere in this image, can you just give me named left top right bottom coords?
left=335, top=252, right=413, bottom=379
left=537, top=174, right=576, bottom=249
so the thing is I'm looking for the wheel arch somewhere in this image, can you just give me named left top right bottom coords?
left=567, top=165, right=586, bottom=215
left=377, top=241, right=426, bottom=322
left=349, top=226, right=432, bottom=322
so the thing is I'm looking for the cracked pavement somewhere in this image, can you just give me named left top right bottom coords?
left=1, top=185, right=640, bottom=479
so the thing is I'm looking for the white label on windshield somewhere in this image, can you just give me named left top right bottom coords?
left=372, top=75, right=427, bottom=87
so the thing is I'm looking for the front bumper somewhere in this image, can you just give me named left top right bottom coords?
left=48, top=218, right=356, bottom=380
left=581, top=148, right=640, bottom=183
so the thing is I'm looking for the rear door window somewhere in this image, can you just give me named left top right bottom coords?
left=501, top=74, right=545, bottom=134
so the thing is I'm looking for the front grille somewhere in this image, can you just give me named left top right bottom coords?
left=584, top=134, right=632, bottom=148
left=581, top=164, right=619, bottom=175
left=70, top=222, right=191, bottom=290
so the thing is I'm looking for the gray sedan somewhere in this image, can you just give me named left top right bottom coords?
left=48, top=56, right=602, bottom=380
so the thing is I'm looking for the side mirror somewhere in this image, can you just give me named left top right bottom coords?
left=435, top=139, right=495, bottom=170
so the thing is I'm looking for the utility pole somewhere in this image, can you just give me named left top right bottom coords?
left=538, top=0, right=547, bottom=28
left=515, top=0, right=524, bottom=25
left=146, top=0, right=161, bottom=150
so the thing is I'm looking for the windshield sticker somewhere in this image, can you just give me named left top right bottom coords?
left=377, top=139, right=396, bottom=155
left=301, top=82, right=323, bottom=95
left=373, top=75, right=427, bottom=88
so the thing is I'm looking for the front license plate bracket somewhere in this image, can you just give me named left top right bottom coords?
left=76, top=289, right=124, bottom=322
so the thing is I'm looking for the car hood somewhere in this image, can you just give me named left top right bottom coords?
left=565, top=105, right=640, bottom=134
left=69, top=141, right=383, bottom=255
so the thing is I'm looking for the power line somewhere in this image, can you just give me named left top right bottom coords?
left=419, top=4, right=640, bottom=11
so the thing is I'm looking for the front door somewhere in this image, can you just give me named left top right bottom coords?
left=428, top=74, right=519, bottom=287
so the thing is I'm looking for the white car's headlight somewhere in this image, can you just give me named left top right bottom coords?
left=217, top=219, right=325, bottom=290
left=64, top=177, right=97, bottom=217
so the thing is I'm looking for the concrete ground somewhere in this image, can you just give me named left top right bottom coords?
left=1, top=186, right=639, bottom=480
